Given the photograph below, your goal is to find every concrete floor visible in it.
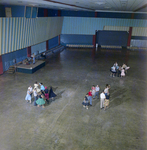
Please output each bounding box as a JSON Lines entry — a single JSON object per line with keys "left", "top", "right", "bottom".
{"left": 0, "top": 48, "right": 147, "bottom": 150}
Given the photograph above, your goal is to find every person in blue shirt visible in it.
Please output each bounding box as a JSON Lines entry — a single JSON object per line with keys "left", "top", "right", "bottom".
{"left": 39, "top": 83, "right": 45, "bottom": 95}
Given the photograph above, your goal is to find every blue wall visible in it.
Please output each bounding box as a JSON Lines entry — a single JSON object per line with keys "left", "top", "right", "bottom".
{"left": 62, "top": 17, "right": 147, "bottom": 35}
{"left": 48, "top": 36, "right": 59, "bottom": 49}
{"left": 31, "top": 42, "right": 46, "bottom": 55}
{"left": 0, "top": 4, "right": 147, "bottom": 19}
{"left": 0, "top": 5, "right": 38, "bottom": 17}
{"left": 0, "top": 5, "right": 5, "bottom": 17}
{"left": 61, "top": 10, "right": 95, "bottom": 17}
{"left": 2, "top": 48, "right": 27, "bottom": 72}
{"left": 4, "top": 5, "right": 25, "bottom": 17}
{"left": 60, "top": 34, "right": 93, "bottom": 45}
{"left": 48, "top": 9, "right": 58, "bottom": 17}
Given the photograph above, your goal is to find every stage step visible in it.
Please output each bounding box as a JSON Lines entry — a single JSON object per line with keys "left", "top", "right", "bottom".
{"left": 7, "top": 66, "right": 15, "bottom": 74}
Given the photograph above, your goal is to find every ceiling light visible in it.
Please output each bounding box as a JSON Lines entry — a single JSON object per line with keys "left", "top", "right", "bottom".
{"left": 95, "top": 1, "right": 106, "bottom": 5}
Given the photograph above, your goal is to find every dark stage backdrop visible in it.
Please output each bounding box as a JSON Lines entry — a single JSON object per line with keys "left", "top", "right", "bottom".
{"left": 96, "top": 30, "right": 129, "bottom": 47}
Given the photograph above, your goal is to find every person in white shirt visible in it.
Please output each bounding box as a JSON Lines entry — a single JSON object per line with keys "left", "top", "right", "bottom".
{"left": 100, "top": 91, "right": 106, "bottom": 109}
{"left": 93, "top": 85, "right": 100, "bottom": 99}
{"left": 33, "top": 88, "right": 38, "bottom": 106}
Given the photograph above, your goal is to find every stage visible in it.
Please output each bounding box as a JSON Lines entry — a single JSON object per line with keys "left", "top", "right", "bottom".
{"left": 16, "top": 60, "right": 45, "bottom": 74}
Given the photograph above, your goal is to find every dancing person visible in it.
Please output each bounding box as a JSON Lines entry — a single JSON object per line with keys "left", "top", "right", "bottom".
{"left": 82, "top": 93, "right": 89, "bottom": 110}
{"left": 121, "top": 68, "right": 125, "bottom": 77}
{"left": 49, "top": 86, "right": 57, "bottom": 101}
{"left": 104, "top": 98, "right": 109, "bottom": 110}
{"left": 88, "top": 90, "right": 92, "bottom": 106}
{"left": 93, "top": 85, "right": 100, "bottom": 99}
{"left": 25, "top": 88, "right": 32, "bottom": 103}
{"left": 91, "top": 85, "right": 95, "bottom": 97}
{"left": 39, "top": 83, "right": 45, "bottom": 94}
{"left": 110, "top": 66, "right": 116, "bottom": 77}
{"left": 117, "top": 66, "right": 122, "bottom": 77}
{"left": 33, "top": 88, "right": 38, "bottom": 106}
{"left": 28, "top": 85, "right": 33, "bottom": 97}
{"left": 122, "top": 63, "right": 130, "bottom": 73}
{"left": 32, "top": 53, "right": 35, "bottom": 64}
{"left": 44, "top": 86, "right": 49, "bottom": 104}
{"left": 36, "top": 94, "right": 45, "bottom": 108}
{"left": 114, "top": 62, "right": 119, "bottom": 69}
{"left": 104, "top": 84, "right": 110, "bottom": 99}
{"left": 100, "top": 91, "right": 106, "bottom": 109}
{"left": 34, "top": 81, "right": 41, "bottom": 93}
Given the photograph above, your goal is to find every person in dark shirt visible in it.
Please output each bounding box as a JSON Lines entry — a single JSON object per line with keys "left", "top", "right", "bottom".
{"left": 49, "top": 86, "right": 57, "bottom": 101}
{"left": 44, "top": 87, "right": 49, "bottom": 104}
{"left": 82, "top": 93, "right": 89, "bottom": 109}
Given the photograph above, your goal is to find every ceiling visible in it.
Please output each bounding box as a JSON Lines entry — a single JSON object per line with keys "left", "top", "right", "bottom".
{"left": 0, "top": 0, "right": 147, "bottom": 13}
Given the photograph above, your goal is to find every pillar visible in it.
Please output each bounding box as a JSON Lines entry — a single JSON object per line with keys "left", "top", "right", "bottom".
{"left": 27, "top": 46, "right": 31, "bottom": 57}
{"left": 0, "top": 55, "right": 3, "bottom": 74}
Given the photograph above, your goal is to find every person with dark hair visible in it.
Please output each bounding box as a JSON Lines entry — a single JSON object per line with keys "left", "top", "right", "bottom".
{"left": 117, "top": 66, "right": 122, "bottom": 77}
{"left": 39, "top": 83, "right": 45, "bottom": 95}
{"left": 88, "top": 90, "right": 92, "bottom": 106}
{"left": 93, "top": 85, "right": 100, "bottom": 99}
{"left": 44, "top": 86, "right": 49, "bottom": 104}
{"left": 100, "top": 91, "right": 106, "bottom": 109}
{"left": 34, "top": 81, "right": 40, "bottom": 93}
{"left": 82, "top": 93, "right": 89, "bottom": 109}
{"left": 110, "top": 66, "right": 116, "bottom": 77}
{"left": 25, "top": 88, "right": 32, "bottom": 103}
{"left": 104, "top": 84, "right": 110, "bottom": 99}
{"left": 91, "top": 85, "right": 95, "bottom": 97}
{"left": 49, "top": 86, "right": 57, "bottom": 101}
{"left": 36, "top": 94, "right": 45, "bottom": 108}
{"left": 33, "top": 88, "right": 38, "bottom": 106}
{"left": 32, "top": 53, "right": 35, "bottom": 64}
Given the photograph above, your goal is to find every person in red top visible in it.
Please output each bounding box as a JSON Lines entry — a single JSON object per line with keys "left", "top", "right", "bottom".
{"left": 88, "top": 90, "right": 92, "bottom": 106}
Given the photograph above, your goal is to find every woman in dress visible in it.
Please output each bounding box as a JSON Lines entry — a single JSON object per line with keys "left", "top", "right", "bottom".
{"left": 49, "top": 86, "right": 57, "bottom": 101}
{"left": 34, "top": 81, "right": 41, "bottom": 93}
{"left": 121, "top": 68, "right": 125, "bottom": 77}
{"left": 25, "top": 88, "right": 32, "bottom": 103}
{"left": 104, "top": 98, "right": 109, "bottom": 110}
{"left": 36, "top": 94, "right": 45, "bottom": 108}
{"left": 44, "top": 86, "right": 49, "bottom": 104}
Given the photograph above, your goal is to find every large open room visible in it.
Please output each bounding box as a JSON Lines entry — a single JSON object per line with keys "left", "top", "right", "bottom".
{"left": 0, "top": 0, "right": 147, "bottom": 150}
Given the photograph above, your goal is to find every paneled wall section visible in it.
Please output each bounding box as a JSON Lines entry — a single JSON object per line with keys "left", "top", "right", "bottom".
{"left": 62, "top": 17, "right": 147, "bottom": 35}
{"left": 0, "top": 17, "right": 63, "bottom": 55}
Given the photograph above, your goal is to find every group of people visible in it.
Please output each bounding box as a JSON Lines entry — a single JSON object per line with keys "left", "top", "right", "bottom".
{"left": 82, "top": 84, "right": 110, "bottom": 110}
{"left": 25, "top": 81, "right": 56, "bottom": 108}
{"left": 110, "top": 62, "right": 130, "bottom": 77}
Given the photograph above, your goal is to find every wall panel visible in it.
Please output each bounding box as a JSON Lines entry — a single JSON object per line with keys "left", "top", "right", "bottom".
{"left": 0, "top": 17, "right": 63, "bottom": 55}
{"left": 1, "top": 18, "right": 5, "bottom": 54}
{"left": 131, "top": 40, "right": 147, "bottom": 47}
{"left": 132, "top": 27, "right": 147, "bottom": 36}
{"left": 2, "top": 48, "right": 27, "bottom": 72}
{"left": 0, "top": 18, "right": 1, "bottom": 55}
{"left": 62, "top": 17, "right": 147, "bottom": 35}
{"left": 31, "top": 41, "right": 46, "bottom": 55}
{"left": 104, "top": 26, "right": 129, "bottom": 31}
{"left": 48, "top": 36, "right": 59, "bottom": 49}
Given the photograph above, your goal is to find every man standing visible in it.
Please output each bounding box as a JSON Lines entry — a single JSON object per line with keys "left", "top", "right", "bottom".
{"left": 93, "top": 85, "right": 100, "bottom": 99}
{"left": 88, "top": 90, "right": 92, "bottom": 106}
{"left": 32, "top": 53, "right": 35, "bottom": 64}
{"left": 100, "top": 91, "right": 106, "bottom": 109}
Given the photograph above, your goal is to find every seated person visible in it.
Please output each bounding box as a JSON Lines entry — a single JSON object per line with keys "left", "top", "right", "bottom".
{"left": 82, "top": 93, "right": 89, "bottom": 109}
{"left": 41, "top": 52, "right": 46, "bottom": 59}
